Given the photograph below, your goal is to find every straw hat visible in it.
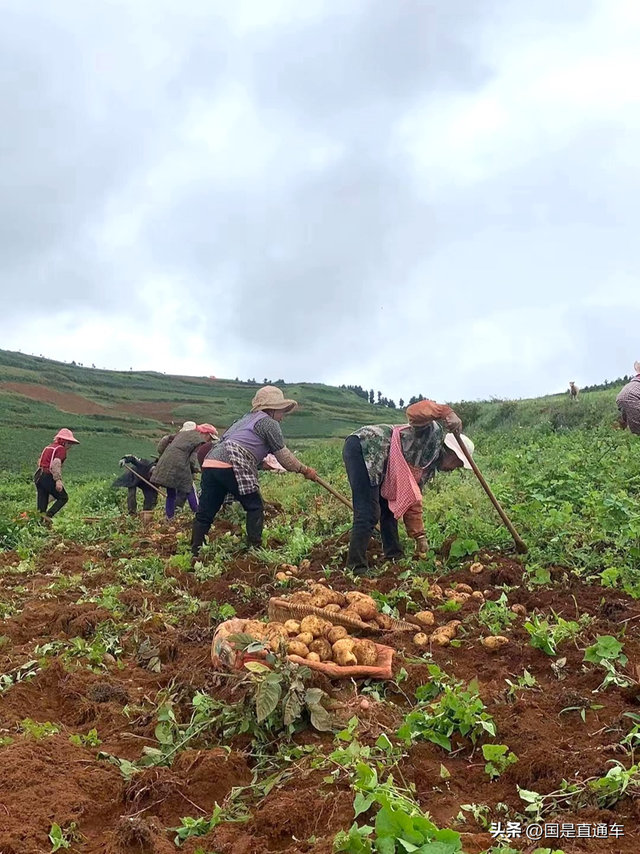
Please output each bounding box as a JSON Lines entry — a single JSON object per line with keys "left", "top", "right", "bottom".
{"left": 444, "top": 433, "right": 474, "bottom": 469}
{"left": 251, "top": 386, "right": 298, "bottom": 413}
{"left": 54, "top": 428, "right": 80, "bottom": 444}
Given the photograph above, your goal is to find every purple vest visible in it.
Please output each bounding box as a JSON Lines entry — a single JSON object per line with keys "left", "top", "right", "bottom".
{"left": 224, "top": 411, "right": 270, "bottom": 462}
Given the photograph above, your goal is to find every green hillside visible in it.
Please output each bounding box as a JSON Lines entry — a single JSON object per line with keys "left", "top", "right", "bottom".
{"left": 0, "top": 349, "right": 404, "bottom": 475}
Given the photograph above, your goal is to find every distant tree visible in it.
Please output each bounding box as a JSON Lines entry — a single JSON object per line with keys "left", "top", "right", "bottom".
{"left": 71, "top": 360, "right": 76, "bottom": 366}
{"left": 399, "top": 398, "right": 404, "bottom": 408}
{"left": 369, "top": 389, "right": 375, "bottom": 404}
{"left": 264, "top": 378, "right": 268, "bottom": 384}
{"left": 377, "top": 391, "right": 382, "bottom": 404}
{"left": 92, "top": 363, "right": 95, "bottom": 369}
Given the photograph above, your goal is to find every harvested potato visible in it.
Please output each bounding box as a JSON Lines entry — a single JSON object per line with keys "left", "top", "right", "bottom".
{"left": 299, "top": 559, "right": 311, "bottom": 572}
{"left": 309, "top": 638, "right": 333, "bottom": 661}
{"left": 413, "top": 632, "right": 429, "bottom": 647}
{"left": 310, "top": 590, "right": 334, "bottom": 608}
{"left": 446, "top": 620, "right": 462, "bottom": 631}
{"left": 345, "top": 591, "right": 368, "bottom": 604}
{"left": 296, "top": 632, "right": 314, "bottom": 646}
{"left": 341, "top": 609, "right": 364, "bottom": 622}
{"left": 300, "top": 615, "right": 332, "bottom": 638}
{"left": 482, "top": 635, "right": 509, "bottom": 650}
{"left": 430, "top": 631, "right": 452, "bottom": 646}
{"left": 414, "top": 610, "right": 435, "bottom": 628}
{"left": 306, "top": 652, "right": 321, "bottom": 662}
{"left": 446, "top": 591, "right": 470, "bottom": 604}
{"left": 469, "top": 562, "right": 484, "bottom": 574}
{"left": 275, "top": 572, "right": 288, "bottom": 581}
{"left": 243, "top": 620, "right": 267, "bottom": 639}
{"left": 290, "top": 591, "right": 312, "bottom": 603}
{"left": 511, "top": 604, "right": 527, "bottom": 616}
{"left": 471, "top": 591, "right": 485, "bottom": 602}
{"left": 283, "top": 620, "right": 301, "bottom": 636}
{"left": 327, "top": 626, "right": 348, "bottom": 644}
{"left": 279, "top": 563, "right": 298, "bottom": 575}
{"left": 427, "top": 584, "right": 444, "bottom": 599}
{"left": 455, "top": 584, "right": 473, "bottom": 594}
{"left": 287, "top": 641, "right": 310, "bottom": 657}
{"left": 332, "top": 638, "right": 357, "bottom": 666}
{"left": 375, "top": 613, "right": 394, "bottom": 630}
{"left": 324, "top": 604, "right": 341, "bottom": 614}
{"left": 348, "top": 598, "right": 378, "bottom": 620}
{"left": 265, "top": 623, "right": 288, "bottom": 650}
{"left": 353, "top": 638, "right": 378, "bottom": 666}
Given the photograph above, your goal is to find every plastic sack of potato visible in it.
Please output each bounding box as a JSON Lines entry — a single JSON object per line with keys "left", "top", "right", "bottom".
{"left": 211, "top": 618, "right": 394, "bottom": 680}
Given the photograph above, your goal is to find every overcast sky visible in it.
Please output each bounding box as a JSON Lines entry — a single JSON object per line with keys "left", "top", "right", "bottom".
{"left": 1, "top": 0, "right": 639, "bottom": 403}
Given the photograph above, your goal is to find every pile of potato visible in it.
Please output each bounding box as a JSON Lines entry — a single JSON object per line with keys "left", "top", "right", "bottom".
{"left": 242, "top": 616, "right": 379, "bottom": 666}
{"left": 423, "top": 582, "right": 484, "bottom": 606}
{"left": 286, "top": 585, "right": 395, "bottom": 629}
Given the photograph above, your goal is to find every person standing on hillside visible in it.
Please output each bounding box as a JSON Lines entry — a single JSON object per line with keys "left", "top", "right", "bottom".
{"left": 343, "top": 400, "right": 473, "bottom": 574}
{"left": 191, "top": 386, "right": 318, "bottom": 555}
{"left": 34, "top": 429, "right": 80, "bottom": 521}
{"left": 151, "top": 425, "right": 204, "bottom": 519}
{"left": 112, "top": 455, "right": 159, "bottom": 515}
{"left": 617, "top": 362, "right": 640, "bottom": 435}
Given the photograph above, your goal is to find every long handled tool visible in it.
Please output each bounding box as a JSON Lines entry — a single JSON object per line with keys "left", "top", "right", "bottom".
{"left": 124, "top": 464, "right": 166, "bottom": 499}
{"left": 454, "top": 431, "right": 528, "bottom": 554}
{"left": 314, "top": 475, "right": 354, "bottom": 511}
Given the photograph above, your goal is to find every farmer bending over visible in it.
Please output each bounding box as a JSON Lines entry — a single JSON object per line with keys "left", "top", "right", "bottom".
{"left": 343, "top": 400, "right": 473, "bottom": 574}
{"left": 34, "top": 429, "right": 80, "bottom": 521}
{"left": 151, "top": 424, "right": 204, "bottom": 519}
{"left": 617, "top": 361, "right": 640, "bottom": 434}
{"left": 113, "top": 455, "right": 158, "bottom": 515}
{"left": 191, "top": 386, "right": 317, "bottom": 555}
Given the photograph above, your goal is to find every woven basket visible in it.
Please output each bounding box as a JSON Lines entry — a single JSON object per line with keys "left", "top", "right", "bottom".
{"left": 268, "top": 598, "right": 415, "bottom": 633}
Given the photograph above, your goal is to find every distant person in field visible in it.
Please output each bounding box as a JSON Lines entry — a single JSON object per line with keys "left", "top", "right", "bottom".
{"left": 343, "top": 400, "right": 473, "bottom": 574}
{"left": 113, "top": 455, "right": 158, "bottom": 515}
{"left": 157, "top": 421, "right": 197, "bottom": 457}
{"left": 191, "top": 386, "right": 318, "bottom": 556}
{"left": 151, "top": 424, "right": 204, "bottom": 519}
{"left": 34, "top": 429, "right": 80, "bottom": 521}
{"left": 569, "top": 381, "right": 579, "bottom": 400}
{"left": 617, "top": 362, "right": 640, "bottom": 435}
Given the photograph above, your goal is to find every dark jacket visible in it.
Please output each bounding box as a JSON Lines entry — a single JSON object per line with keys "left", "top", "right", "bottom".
{"left": 151, "top": 430, "right": 204, "bottom": 492}
{"left": 113, "top": 456, "right": 157, "bottom": 489}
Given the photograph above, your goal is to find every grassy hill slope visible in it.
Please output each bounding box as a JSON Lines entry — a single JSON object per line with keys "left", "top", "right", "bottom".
{"left": 0, "top": 350, "right": 404, "bottom": 475}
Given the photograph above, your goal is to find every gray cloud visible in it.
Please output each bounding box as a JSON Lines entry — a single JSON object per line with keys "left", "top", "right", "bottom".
{"left": 1, "top": 0, "right": 638, "bottom": 402}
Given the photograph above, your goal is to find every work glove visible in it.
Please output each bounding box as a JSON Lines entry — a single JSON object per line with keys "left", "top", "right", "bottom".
{"left": 414, "top": 535, "right": 428, "bottom": 557}
{"left": 444, "top": 412, "right": 463, "bottom": 433}
{"left": 302, "top": 466, "right": 318, "bottom": 481}
{"left": 55, "top": 480, "right": 64, "bottom": 493}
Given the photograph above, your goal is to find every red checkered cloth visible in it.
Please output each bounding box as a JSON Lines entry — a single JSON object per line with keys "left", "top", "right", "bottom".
{"left": 380, "top": 426, "right": 422, "bottom": 520}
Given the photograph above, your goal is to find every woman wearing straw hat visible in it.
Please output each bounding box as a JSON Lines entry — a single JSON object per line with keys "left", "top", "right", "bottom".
{"left": 192, "top": 386, "right": 318, "bottom": 555}
{"left": 34, "top": 428, "right": 80, "bottom": 521}
{"left": 343, "top": 400, "right": 473, "bottom": 574}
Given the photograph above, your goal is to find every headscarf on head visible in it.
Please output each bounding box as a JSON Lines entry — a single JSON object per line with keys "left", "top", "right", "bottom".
{"left": 180, "top": 421, "right": 197, "bottom": 432}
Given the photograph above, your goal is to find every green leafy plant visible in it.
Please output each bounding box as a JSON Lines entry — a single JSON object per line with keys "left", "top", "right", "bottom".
{"left": 20, "top": 719, "right": 61, "bottom": 739}
{"left": 449, "top": 538, "right": 479, "bottom": 559}
{"left": 398, "top": 680, "right": 496, "bottom": 751}
{"left": 49, "top": 822, "right": 79, "bottom": 851}
{"left": 482, "top": 744, "right": 518, "bottom": 779}
{"left": 69, "top": 728, "right": 101, "bottom": 748}
{"left": 504, "top": 669, "right": 537, "bottom": 700}
{"left": 171, "top": 803, "right": 249, "bottom": 845}
{"left": 478, "top": 593, "right": 516, "bottom": 635}
{"left": 524, "top": 613, "right": 588, "bottom": 655}
{"left": 334, "top": 762, "right": 463, "bottom": 853}
{"left": 583, "top": 635, "right": 635, "bottom": 691}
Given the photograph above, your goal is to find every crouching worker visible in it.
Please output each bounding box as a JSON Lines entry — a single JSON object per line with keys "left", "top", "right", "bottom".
{"left": 343, "top": 400, "right": 473, "bottom": 573}
{"left": 34, "top": 429, "right": 80, "bottom": 520}
{"left": 151, "top": 426, "right": 205, "bottom": 519}
{"left": 191, "top": 386, "right": 318, "bottom": 555}
{"left": 113, "top": 455, "right": 159, "bottom": 515}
